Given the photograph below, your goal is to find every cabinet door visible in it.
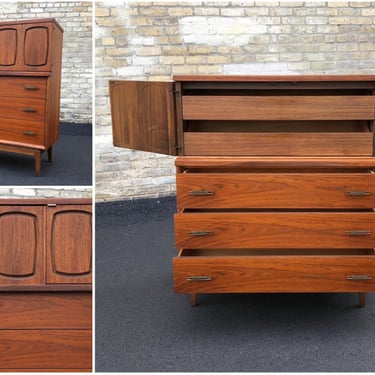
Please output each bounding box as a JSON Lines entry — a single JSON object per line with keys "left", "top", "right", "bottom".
{"left": 46, "top": 205, "right": 92, "bottom": 284}
{"left": 110, "top": 80, "right": 177, "bottom": 155}
{"left": 0, "top": 206, "right": 44, "bottom": 286}
{"left": 0, "top": 26, "right": 18, "bottom": 67}
{"left": 0, "top": 21, "right": 56, "bottom": 72}
{"left": 23, "top": 23, "right": 51, "bottom": 69}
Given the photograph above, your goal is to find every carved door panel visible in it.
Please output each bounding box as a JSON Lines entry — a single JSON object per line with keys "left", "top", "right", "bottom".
{"left": 0, "top": 206, "right": 44, "bottom": 286}
{"left": 23, "top": 24, "right": 51, "bottom": 69}
{"left": 0, "top": 26, "right": 18, "bottom": 68}
{"left": 0, "top": 21, "right": 54, "bottom": 72}
{"left": 46, "top": 204, "right": 92, "bottom": 284}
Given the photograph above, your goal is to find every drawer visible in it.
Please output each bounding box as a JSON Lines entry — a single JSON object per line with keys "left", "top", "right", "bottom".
{"left": 0, "top": 329, "right": 92, "bottom": 370}
{"left": 0, "top": 117, "right": 45, "bottom": 146}
{"left": 0, "top": 76, "right": 47, "bottom": 99}
{"left": 183, "top": 132, "right": 373, "bottom": 156}
{"left": 182, "top": 95, "right": 375, "bottom": 121}
{"left": 0, "top": 293, "right": 92, "bottom": 329}
{"left": 177, "top": 173, "right": 375, "bottom": 209}
{"left": 174, "top": 212, "right": 375, "bottom": 249}
{"left": 0, "top": 97, "right": 45, "bottom": 122}
{"left": 173, "top": 249, "right": 375, "bottom": 293}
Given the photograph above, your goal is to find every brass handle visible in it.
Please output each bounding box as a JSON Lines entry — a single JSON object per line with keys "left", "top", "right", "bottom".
{"left": 187, "top": 231, "right": 213, "bottom": 236}
{"left": 23, "top": 107, "right": 37, "bottom": 113}
{"left": 188, "top": 190, "right": 214, "bottom": 196}
{"left": 345, "top": 230, "right": 372, "bottom": 236}
{"left": 24, "top": 85, "right": 39, "bottom": 91}
{"left": 23, "top": 131, "right": 36, "bottom": 136}
{"left": 346, "top": 191, "right": 371, "bottom": 196}
{"left": 346, "top": 275, "right": 373, "bottom": 280}
{"left": 186, "top": 276, "right": 212, "bottom": 281}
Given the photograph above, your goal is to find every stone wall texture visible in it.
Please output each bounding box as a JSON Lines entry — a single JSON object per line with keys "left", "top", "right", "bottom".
{"left": 0, "top": 187, "right": 92, "bottom": 199}
{"left": 1, "top": 1, "right": 92, "bottom": 124}
{"left": 96, "top": 1, "right": 375, "bottom": 201}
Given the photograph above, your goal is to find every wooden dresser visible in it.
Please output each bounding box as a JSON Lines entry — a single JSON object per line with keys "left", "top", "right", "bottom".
{"left": 0, "top": 18, "right": 63, "bottom": 176}
{"left": 0, "top": 199, "right": 92, "bottom": 372}
{"left": 110, "top": 75, "right": 375, "bottom": 307}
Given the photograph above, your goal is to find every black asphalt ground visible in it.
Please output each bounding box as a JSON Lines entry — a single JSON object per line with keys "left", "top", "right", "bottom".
{"left": 95, "top": 196, "right": 375, "bottom": 372}
{"left": 0, "top": 122, "right": 92, "bottom": 185}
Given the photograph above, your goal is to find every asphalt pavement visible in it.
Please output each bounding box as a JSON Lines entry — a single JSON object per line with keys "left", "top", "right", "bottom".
{"left": 0, "top": 122, "right": 92, "bottom": 185}
{"left": 95, "top": 196, "right": 375, "bottom": 372}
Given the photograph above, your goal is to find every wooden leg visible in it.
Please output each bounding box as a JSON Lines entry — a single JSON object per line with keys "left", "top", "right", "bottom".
{"left": 190, "top": 293, "right": 197, "bottom": 307}
{"left": 47, "top": 146, "right": 52, "bottom": 162}
{"left": 34, "top": 151, "right": 41, "bottom": 177}
{"left": 359, "top": 292, "right": 366, "bottom": 308}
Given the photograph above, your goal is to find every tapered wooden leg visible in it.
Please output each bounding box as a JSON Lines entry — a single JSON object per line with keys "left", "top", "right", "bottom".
{"left": 47, "top": 146, "right": 52, "bottom": 162}
{"left": 359, "top": 292, "right": 366, "bottom": 308}
{"left": 190, "top": 293, "right": 197, "bottom": 307}
{"left": 34, "top": 150, "right": 41, "bottom": 177}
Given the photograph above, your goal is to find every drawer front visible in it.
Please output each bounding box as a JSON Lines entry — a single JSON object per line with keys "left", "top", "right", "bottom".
{"left": 175, "top": 212, "right": 375, "bottom": 249}
{"left": 0, "top": 117, "right": 45, "bottom": 146}
{"left": 182, "top": 95, "right": 375, "bottom": 121}
{"left": 0, "top": 293, "right": 92, "bottom": 329}
{"left": 0, "top": 76, "right": 47, "bottom": 99}
{"left": 0, "top": 97, "right": 45, "bottom": 122}
{"left": 0, "top": 329, "right": 92, "bottom": 370}
{"left": 177, "top": 173, "right": 375, "bottom": 209}
{"left": 173, "top": 254, "right": 375, "bottom": 293}
{"left": 184, "top": 132, "right": 373, "bottom": 157}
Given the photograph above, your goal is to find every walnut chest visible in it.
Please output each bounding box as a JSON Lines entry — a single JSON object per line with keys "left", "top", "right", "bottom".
{"left": 110, "top": 75, "right": 375, "bottom": 307}
{"left": 0, "top": 18, "right": 63, "bottom": 176}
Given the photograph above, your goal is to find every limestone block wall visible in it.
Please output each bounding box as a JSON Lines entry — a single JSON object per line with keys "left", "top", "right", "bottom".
{"left": 0, "top": 1, "right": 92, "bottom": 124}
{"left": 95, "top": 1, "right": 375, "bottom": 201}
{"left": 0, "top": 187, "right": 92, "bottom": 199}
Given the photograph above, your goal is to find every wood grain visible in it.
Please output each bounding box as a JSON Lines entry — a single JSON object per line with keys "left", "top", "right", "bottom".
{"left": 0, "top": 97, "right": 46, "bottom": 122}
{"left": 176, "top": 173, "right": 375, "bottom": 209}
{"left": 173, "top": 253, "right": 375, "bottom": 293}
{"left": 0, "top": 292, "right": 91, "bottom": 329}
{"left": 0, "top": 117, "right": 45, "bottom": 146}
{"left": 174, "top": 212, "right": 375, "bottom": 249}
{"left": 46, "top": 205, "right": 92, "bottom": 284}
{"left": 174, "top": 74, "right": 375, "bottom": 83}
{"left": 0, "top": 19, "right": 63, "bottom": 175}
{"left": 184, "top": 132, "right": 373, "bottom": 156}
{"left": 175, "top": 156, "right": 375, "bottom": 169}
{"left": 110, "top": 80, "right": 177, "bottom": 155}
{"left": 0, "top": 330, "right": 92, "bottom": 370}
{"left": 0, "top": 19, "right": 63, "bottom": 72}
{"left": 182, "top": 96, "right": 375, "bottom": 120}
{"left": 0, "top": 76, "right": 47, "bottom": 99}
{"left": 0, "top": 206, "right": 45, "bottom": 286}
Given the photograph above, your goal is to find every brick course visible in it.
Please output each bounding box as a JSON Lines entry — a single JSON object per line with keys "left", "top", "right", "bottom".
{"left": 95, "top": 1, "right": 375, "bottom": 201}
{"left": 0, "top": 187, "right": 92, "bottom": 199}
{"left": 1, "top": 2, "right": 92, "bottom": 124}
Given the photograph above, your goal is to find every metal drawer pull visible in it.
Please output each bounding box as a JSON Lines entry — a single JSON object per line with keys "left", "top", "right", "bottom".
{"left": 187, "top": 231, "right": 213, "bottom": 236}
{"left": 345, "top": 230, "right": 372, "bottom": 236}
{"left": 188, "top": 190, "right": 214, "bottom": 196}
{"left": 346, "top": 191, "right": 371, "bottom": 196}
{"left": 24, "top": 85, "right": 39, "bottom": 91}
{"left": 23, "top": 131, "right": 36, "bottom": 136}
{"left": 346, "top": 275, "right": 373, "bottom": 280}
{"left": 186, "top": 276, "right": 212, "bottom": 281}
{"left": 23, "top": 107, "right": 37, "bottom": 113}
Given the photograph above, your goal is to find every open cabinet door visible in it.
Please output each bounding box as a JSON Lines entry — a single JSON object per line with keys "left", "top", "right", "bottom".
{"left": 109, "top": 80, "right": 177, "bottom": 155}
